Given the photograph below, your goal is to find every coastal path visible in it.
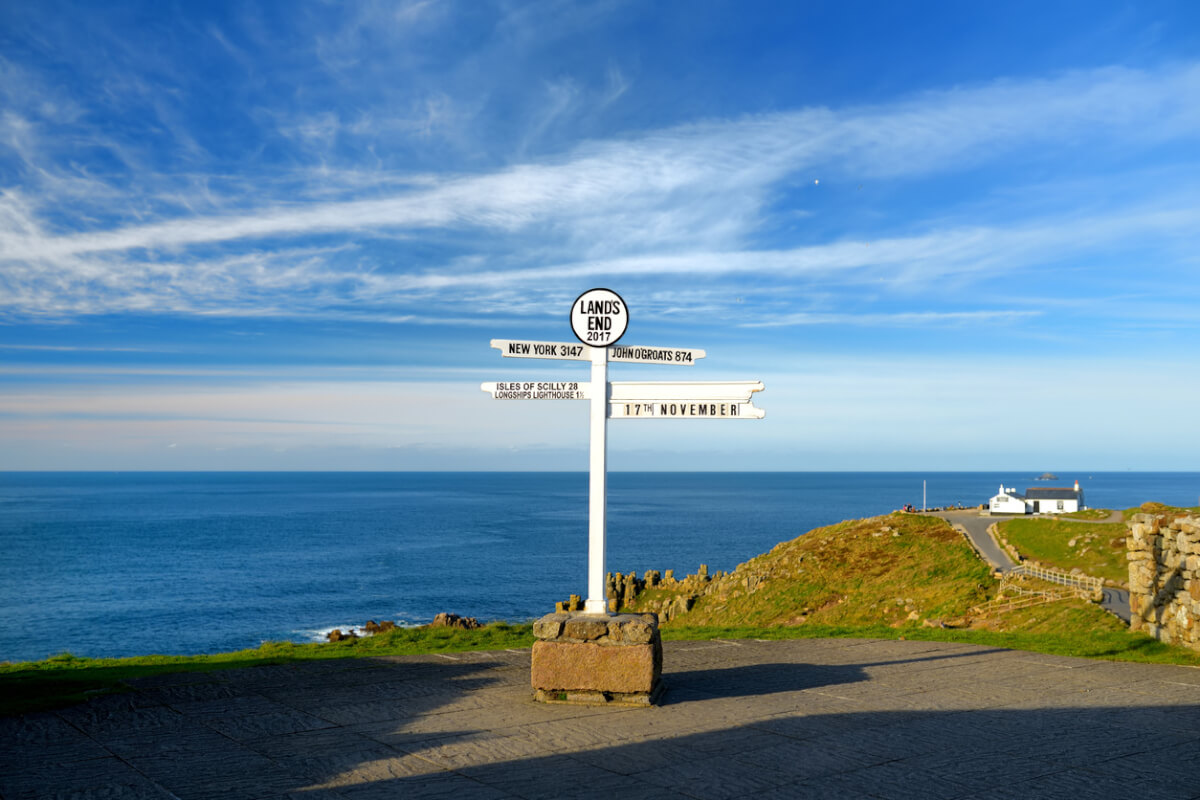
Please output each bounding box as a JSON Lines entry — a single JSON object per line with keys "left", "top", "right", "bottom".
{"left": 928, "top": 510, "right": 1131, "bottom": 623}
{"left": 4, "top": 638, "right": 1199, "bottom": 799}
{"left": 928, "top": 509, "right": 1018, "bottom": 572}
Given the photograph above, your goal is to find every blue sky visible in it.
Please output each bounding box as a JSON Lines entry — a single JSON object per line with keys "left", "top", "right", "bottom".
{"left": 2, "top": 1, "right": 1198, "bottom": 470}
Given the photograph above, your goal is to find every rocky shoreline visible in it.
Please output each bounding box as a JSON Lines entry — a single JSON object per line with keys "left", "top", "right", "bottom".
{"left": 326, "top": 612, "right": 482, "bottom": 641}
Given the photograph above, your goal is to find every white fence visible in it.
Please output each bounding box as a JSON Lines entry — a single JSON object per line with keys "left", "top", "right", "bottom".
{"left": 1009, "top": 563, "right": 1103, "bottom": 597}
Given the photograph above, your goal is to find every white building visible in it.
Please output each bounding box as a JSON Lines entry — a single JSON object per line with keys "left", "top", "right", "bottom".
{"left": 988, "top": 481, "right": 1085, "bottom": 515}
{"left": 989, "top": 485, "right": 1029, "bottom": 515}
{"left": 1025, "top": 481, "right": 1085, "bottom": 514}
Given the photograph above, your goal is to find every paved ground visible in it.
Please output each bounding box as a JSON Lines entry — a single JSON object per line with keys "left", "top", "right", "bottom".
{"left": 4, "top": 638, "right": 1200, "bottom": 799}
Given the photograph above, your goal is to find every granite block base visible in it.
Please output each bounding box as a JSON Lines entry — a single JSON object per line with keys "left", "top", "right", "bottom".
{"left": 530, "top": 612, "right": 663, "bottom": 705}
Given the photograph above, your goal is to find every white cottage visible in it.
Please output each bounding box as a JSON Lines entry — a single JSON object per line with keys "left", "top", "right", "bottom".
{"left": 989, "top": 481, "right": 1085, "bottom": 515}
{"left": 1025, "top": 481, "right": 1084, "bottom": 514}
{"left": 989, "top": 485, "right": 1029, "bottom": 515}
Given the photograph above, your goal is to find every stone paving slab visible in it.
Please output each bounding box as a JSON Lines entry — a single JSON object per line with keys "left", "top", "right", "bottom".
{"left": 2, "top": 638, "right": 1200, "bottom": 799}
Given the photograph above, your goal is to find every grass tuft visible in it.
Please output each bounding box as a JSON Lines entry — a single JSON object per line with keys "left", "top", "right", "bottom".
{"left": 0, "top": 623, "right": 533, "bottom": 717}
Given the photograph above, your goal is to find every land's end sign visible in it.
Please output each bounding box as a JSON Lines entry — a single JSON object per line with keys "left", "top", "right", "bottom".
{"left": 570, "top": 288, "right": 628, "bottom": 347}
{"left": 485, "top": 290, "right": 763, "bottom": 617}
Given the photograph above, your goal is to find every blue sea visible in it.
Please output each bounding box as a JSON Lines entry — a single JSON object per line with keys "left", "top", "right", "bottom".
{"left": 1, "top": 472, "right": 1197, "bottom": 663}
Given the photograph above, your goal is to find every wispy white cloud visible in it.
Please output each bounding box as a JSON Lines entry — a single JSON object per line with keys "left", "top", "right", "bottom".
{"left": 3, "top": 202, "right": 1198, "bottom": 322}
{"left": 8, "top": 62, "right": 1199, "bottom": 250}
{"left": 739, "top": 310, "right": 1042, "bottom": 328}
{"left": 0, "top": 344, "right": 154, "bottom": 352}
{"left": 2, "top": 61, "right": 1199, "bottom": 325}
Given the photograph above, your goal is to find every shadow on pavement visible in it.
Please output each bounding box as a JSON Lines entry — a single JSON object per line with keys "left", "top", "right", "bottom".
{"left": 3, "top": 647, "right": 1199, "bottom": 800}
{"left": 662, "top": 648, "right": 1011, "bottom": 703}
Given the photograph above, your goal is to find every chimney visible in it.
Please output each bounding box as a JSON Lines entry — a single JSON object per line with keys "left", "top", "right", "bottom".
{"left": 1074, "top": 479, "right": 1079, "bottom": 492}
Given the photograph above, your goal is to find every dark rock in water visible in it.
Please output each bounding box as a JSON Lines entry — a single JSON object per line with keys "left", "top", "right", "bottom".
{"left": 334, "top": 620, "right": 397, "bottom": 640}
{"left": 428, "top": 612, "right": 481, "bottom": 630}
{"left": 1036, "top": 472, "right": 1059, "bottom": 481}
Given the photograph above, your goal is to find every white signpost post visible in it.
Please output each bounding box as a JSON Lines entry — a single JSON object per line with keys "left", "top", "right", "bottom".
{"left": 483, "top": 289, "right": 765, "bottom": 618}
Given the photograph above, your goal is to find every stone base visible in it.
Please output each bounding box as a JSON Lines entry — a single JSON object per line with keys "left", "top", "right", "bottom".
{"left": 532, "top": 682, "right": 665, "bottom": 707}
{"left": 530, "top": 612, "right": 663, "bottom": 705}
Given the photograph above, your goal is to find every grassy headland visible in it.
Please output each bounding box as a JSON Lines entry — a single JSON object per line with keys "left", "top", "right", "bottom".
{"left": 620, "top": 512, "right": 1200, "bottom": 667}
{"left": 628, "top": 513, "right": 994, "bottom": 628}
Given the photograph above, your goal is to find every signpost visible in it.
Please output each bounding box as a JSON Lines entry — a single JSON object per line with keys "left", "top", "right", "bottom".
{"left": 483, "top": 289, "right": 765, "bottom": 617}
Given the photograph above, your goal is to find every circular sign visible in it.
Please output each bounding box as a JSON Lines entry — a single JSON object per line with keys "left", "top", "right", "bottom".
{"left": 570, "top": 288, "right": 628, "bottom": 347}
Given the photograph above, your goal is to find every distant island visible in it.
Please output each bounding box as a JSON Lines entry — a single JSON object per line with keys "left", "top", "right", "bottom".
{"left": 1035, "top": 472, "right": 1059, "bottom": 481}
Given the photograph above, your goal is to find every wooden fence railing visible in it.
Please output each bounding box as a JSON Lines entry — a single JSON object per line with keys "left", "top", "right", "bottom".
{"left": 1009, "top": 564, "right": 1102, "bottom": 597}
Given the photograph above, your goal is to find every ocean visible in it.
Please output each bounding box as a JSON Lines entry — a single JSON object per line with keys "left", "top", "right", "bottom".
{"left": 1, "top": 471, "right": 1197, "bottom": 663}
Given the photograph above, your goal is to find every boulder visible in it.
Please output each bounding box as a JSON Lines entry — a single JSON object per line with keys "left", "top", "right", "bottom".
{"left": 429, "top": 612, "right": 481, "bottom": 630}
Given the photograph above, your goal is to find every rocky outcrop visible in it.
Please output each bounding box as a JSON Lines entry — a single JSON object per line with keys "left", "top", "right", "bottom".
{"left": 597, "top": 563, "right": 750, "bottom": 622}
{"left": 327, "top": 614, "right": 469, "bottom": 642}
{"left": 428, "top": 612, "right": 481, "bottom": 630}
{"left": 1128, "top": 511, "right": 1200, "bottom": 651}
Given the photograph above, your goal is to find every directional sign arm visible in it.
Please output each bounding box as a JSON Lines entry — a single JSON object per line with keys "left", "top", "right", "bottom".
{"left": 609, "top": 380, "right": 763, "bottom": 402}
{"left": 607, "top": 380, "right": 765, "bottom": 419}
{"left": 608, "top": 345, "right": 706, "bottom": 365}
{"left": 490, "top": 340, "right": 705, "bottom": 365}
{"left": 481, "top": 381, "right": 591, "bottom": 399}
{"left": 490, "top": 340, "right": 590, "bottom": 361}
{"left": 482, "top": 378, "right": 766, "bottom": 416}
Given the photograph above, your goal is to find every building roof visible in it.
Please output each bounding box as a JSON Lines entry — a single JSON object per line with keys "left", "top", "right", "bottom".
{"left": 994, "top": 489, "right": 1025, "bottom": 500}
{"left": 1025, "top": 487, "right": 1080, "bottom": 500}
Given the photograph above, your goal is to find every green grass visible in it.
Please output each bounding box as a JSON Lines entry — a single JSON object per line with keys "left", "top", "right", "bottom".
{"left": 998, "top": 518, "right": 1129, "bottom": 582}
{"left": 0, "top": 623, "right": 533, "bottom": 717}
{"left": 1121, "top": 503, "right": 1200, "bottom": 522}
{"left": 629, "top": 513, "right": 995, "bottom": 629}
{"left": 1058, "top": 508, "right": 1113, "bottom": 520}
{"left": 9, "top": 614, "right": 1198, "bottom": 719}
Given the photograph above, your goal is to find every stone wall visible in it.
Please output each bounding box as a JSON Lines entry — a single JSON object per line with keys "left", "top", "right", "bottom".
{"left": 1127, "top": 512, "right": 1200, "bottom": 651}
